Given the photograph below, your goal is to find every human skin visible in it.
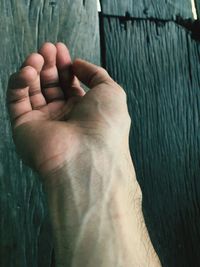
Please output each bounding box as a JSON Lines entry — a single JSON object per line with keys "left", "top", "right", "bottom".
{"left": 7, "top": 42, "right": 161, "bottom": 267}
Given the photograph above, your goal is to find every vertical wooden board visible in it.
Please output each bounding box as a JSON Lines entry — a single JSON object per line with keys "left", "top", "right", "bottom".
{"left": 0, "top": 0, "right": 100, "bottom": 266}
{"left": 100, "top": 0, "right": 193, "bottom": 19}
{"left": 102, "top": 16, "right": 200, "bottom": 266}
{"left": 195, "top": 0, "right": 200, "bottom": 18}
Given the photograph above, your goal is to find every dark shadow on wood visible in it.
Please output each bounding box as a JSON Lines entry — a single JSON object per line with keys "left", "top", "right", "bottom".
{"left": 100, "top": 0, "right": 193, "bottom": 19}
{"left": 99, "top": 13, "right": 107, "bottom": 68}
{"left": 195, "top": 0, "right": 200, "bottom": 19}
{"left": 100, "top": 13, "right": 200, "bottom": 42}
{"left": 100, "top": 15, "right": 200, "bottom": 267}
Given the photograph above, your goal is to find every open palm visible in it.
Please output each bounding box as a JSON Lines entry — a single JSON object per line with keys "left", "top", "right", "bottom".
{"left": 7, "top": 42, "right": 130, "bottom": 178}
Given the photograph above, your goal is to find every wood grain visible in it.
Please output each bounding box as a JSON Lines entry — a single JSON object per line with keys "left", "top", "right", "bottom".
{"left": 195, "top": 0, "right": 200, "bottom": 18}
{"left": 100, "top": 0, "right": 193, "bottom": 19}
{"left": 101, "top": 16, "right": 200, "bottom": 266}
{"left": 0, "top": 1, "right": 100, "bottom": 266}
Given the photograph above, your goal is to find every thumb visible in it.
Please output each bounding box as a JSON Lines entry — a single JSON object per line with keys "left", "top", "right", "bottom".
{"left": 72, "top": 59, "right": 113, "bottom": 89}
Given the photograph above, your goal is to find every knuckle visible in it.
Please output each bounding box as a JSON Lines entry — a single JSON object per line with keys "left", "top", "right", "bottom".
{"left": 115, "top": 83, "right": 127, "bottom": 98}
{"left": 98, "top": 66, "right": 108, "bottom": 76}
{"left": 127, "top": 113, "right": 131, "bottom": 125}
{"left": 98, "top": 67, "right": 112, "bottom": 82}
{"left": 90, "top": 66, "right": 113, "bottom": 87}
{"left": 121, "top": 88, "right": 127, "bottom": 98}
{"left": 94, "top": 67, "right": 128, "bottom": 101}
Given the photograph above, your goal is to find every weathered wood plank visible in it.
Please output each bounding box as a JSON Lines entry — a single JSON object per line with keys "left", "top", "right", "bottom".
{"left": 195, "top": 0, "right": 200, "bottom": 18}
{"left": 101, "top": 16, "right": 200, "bottom": 266}
{"left": 0, "top": 1, "right": 100, "bottom": 266}
{"left": 100, "top": 0, "right": 193, "bottom": 19}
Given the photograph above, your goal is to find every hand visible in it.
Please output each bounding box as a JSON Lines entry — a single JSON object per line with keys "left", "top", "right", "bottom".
{"left": 7, "top": 42, "right": 130, "bottom": 178}
{"left": 7, "top": 42, "right": 161, "bottom": 266}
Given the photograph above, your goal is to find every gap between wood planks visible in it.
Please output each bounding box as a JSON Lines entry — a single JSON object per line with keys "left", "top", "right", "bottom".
{"left": 97, "top": 1, "right": 197, "bottom": 19}
{"left": 98, "top": 0, "right": 200, "bottom": 41}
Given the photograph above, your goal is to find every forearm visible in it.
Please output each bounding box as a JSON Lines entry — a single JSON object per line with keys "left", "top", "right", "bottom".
{"left": 43, "top": 148, "right": 161, "bottom": 267}
{"left": 8, "top": 42, "right": 160, "bottom": 267}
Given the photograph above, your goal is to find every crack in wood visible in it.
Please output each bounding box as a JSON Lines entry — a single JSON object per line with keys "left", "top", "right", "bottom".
{"left": 100, "top": 13, "right": 200, "bottom": 42}
{"left": 99, "top": 0, "right": 194, "bottom": 19}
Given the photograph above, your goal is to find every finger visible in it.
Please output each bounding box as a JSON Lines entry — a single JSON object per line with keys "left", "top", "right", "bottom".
{"left": 72, "top": 59, "right": 113, "bottom": 89}
{"left": 20, "top": 53, "right": 47, "bottom": 110}
{"left": 55, "top": 42, "right": 85, "bottom": 97}
{"left": 7, "top": 66, "right": 36, "bottom": 122}
{"left": 39, "top": 42, "right": 65, "bottom": 103}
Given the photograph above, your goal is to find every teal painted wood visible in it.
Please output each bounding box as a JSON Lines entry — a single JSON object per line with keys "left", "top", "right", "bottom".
{"left": 100, "top": 0, "right": 193, "bottom": 19}
{"left": 0, "top": 1, "right": 100, "bottom": 266}
{"left": 195, "top": 0, "right": 200, "bottom": 18}
{"left": 101, "top": 16, "right": 200, "bottom": 266}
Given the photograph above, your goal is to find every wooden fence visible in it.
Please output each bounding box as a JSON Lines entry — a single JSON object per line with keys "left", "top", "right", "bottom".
{"left": 1, "top": 0, "right": 200, "bottom": 266}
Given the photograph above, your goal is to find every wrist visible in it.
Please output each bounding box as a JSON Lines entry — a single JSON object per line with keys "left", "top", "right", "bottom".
{"left": 44, "top": 149, "right": 142, "bottom": 267}
{"left": 42, "top": 134, "right": 132, "bottom": 189}
{"left": 37, "top": 119, "right": 131, "bottom": 183}
{"left": 43, "top": 145, "right": 138, "bottom": 212}
{"left": 43, "top": 147, "right": 161, "bottom": 267}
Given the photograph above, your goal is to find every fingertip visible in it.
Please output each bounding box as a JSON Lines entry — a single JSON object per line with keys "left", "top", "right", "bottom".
{"left": 72, "top": 59, "right": 112, "bottom": 88}
{"left": 55, "top": 42, "right": 68, "bottom": 48}
{"left": 72, "top": 58, "right": 84, "bottom": 69}
{"left": 55, "top": 42, "right": 71, "bottom": 59}
{"left": 39, "top": 43, "right": 57, "bottom": 68}
{"left": 72, "top": 58, "right": 92, "bottom": 73}
{"left": 56, "top": 42, "right": 72, "bottom": 68}
{"left": 38, "top": 42, "right": 57, "bottom": 59}
{"left": 39, "top": 42, "right": 56, "bottom": 51}
{"left": 19, "top": 66, "right": 38, "bottom": 79}
{"left": 8, "top": 66, "right": 38, "bottom": 90}
{"left": 73, "top": 58, "right": 84, "bottom": 63}
{"left": 20, "top": 53, "right": 45, "bottom": 73}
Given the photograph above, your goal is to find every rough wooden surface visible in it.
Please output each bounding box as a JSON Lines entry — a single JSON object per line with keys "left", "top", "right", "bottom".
{"left": 195, "top": 0, "right": 200, "bottom": 18}
{"left": 100, "top": 0, "right": 193, "bottom": 19}
{"left": 0, "top": 1, "right": 100, "bottom": 266}
{"left": 101, "top": 16, "right": 200, "bottom": 266}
